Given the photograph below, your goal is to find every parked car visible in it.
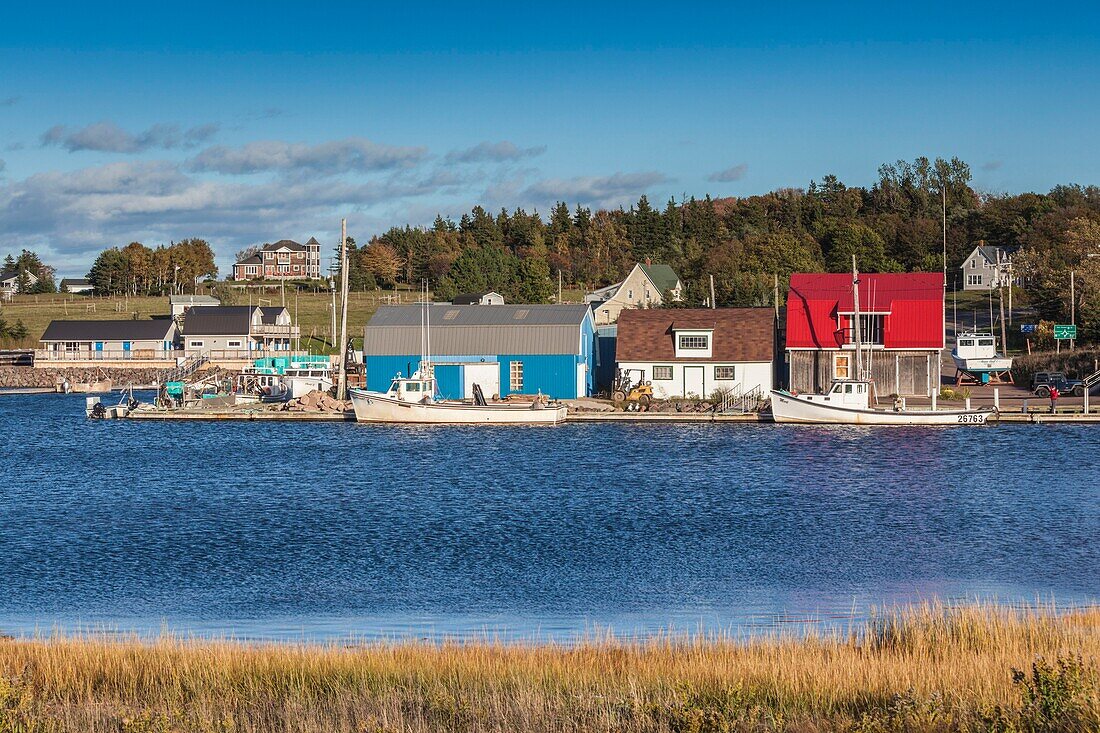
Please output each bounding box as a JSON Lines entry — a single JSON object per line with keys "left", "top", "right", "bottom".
{"left": 1031, "top": 372, "right": 1085, "bottom": 397}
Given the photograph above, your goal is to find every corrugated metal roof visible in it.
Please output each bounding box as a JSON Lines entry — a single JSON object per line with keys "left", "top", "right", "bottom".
{"left": 41, "top": 319, "right": 175, "bottom": 342}
{"left": 365, "top": 304, "right": 590, "bottom": 356}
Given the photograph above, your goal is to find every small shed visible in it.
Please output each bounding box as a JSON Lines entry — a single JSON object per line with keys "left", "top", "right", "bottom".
{"left": 169, "top": 294, "right": 221, "bottom": 317}
{"left": 363, "top": 304, "right": 595, "bottom": 399}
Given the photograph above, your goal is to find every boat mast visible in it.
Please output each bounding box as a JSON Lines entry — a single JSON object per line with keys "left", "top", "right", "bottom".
{"left": 851, "top": 254, "right": 864, "bottom": 380}
{"left": 336, "top": 217, "right": 350, "bottom": 400}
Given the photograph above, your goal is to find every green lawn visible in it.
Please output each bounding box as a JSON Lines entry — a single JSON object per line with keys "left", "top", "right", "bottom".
{"left": 0, "top": 289, "right": 426, "bottom": 351}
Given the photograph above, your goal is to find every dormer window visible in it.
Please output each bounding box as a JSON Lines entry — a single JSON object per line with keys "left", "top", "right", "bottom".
{"left": 680, "top": 335, "right": 707, "bottom": 349}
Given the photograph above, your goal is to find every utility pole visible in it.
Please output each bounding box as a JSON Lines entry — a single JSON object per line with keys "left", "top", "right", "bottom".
{"left": 1070, "top": 269, "right": 1076, "bottom": 351}
{"left": 709, "top": 274, "right": 716, "bottom": 309}
{"left": 997, "top": 250, "right": 1008, "bottom": 356}
{"left": 558, "top": 270, "right": 562, "bottom": 304}
{"left": 772, "top": 273, "right": 779, "bottom": 319}
{"left": 852, "top": 255, "right": 863, "bottom": 380}
{"left": 941, "top": 183, "right": 948, "bottom": 276}
{"left": 336, "top": 218, "right": 350, "bottom": 400}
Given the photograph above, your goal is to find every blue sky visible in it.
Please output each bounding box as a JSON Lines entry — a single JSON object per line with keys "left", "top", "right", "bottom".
{"left": 1, "top": 1, "right": 1098, "bottom": 277}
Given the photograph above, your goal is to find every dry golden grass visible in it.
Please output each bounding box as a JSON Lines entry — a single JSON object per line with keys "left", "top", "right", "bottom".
{"left": 1, "top": 603, "right": 1097, "bottom": 732}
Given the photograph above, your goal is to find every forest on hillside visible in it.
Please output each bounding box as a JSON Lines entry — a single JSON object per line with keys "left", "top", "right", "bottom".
{"left": 68, "top": 156, "right": 1100, "bottom": 340}
{"left": 359, "top": 156, "right": 1099, "bottom": 338}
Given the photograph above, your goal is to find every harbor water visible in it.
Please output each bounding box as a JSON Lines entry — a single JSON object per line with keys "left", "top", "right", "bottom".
{"left": 1, "top": 393, "right": 1097, "bottom": 641}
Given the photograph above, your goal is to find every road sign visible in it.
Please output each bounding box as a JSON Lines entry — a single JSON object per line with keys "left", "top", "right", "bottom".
{"left": 1054, "top": 324, "right": 1077, "bottom": 340}
{"left": 1020, "top": 324, "right": 1037, "bottom": 334}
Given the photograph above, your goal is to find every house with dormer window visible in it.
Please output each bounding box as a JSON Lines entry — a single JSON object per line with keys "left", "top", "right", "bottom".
{"left": 960, "top": 243, "right": 1018, "bottom": 291}
{"left": 232, "top": 238, "right": 323, "bottom": 281}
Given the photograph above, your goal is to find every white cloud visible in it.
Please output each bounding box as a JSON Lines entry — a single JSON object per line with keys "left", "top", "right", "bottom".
{"left": 521, "top": 171, "right": 670, "bottom": 208}
{"left": 40, "top": 121, "right": 220, "bottom": 153}
{"left": 707, "top": 163, "right": 747, "bottom": 182}
{"left": 187, "top": 138, "right": 428, "bottom": 176}
{"left": 445, "top": 141, "right": 546, "bottom": 164}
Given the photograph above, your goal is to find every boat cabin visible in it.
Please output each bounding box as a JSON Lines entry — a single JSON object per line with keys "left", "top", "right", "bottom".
{"left": 954, "top": 332, "right": 998, "bottom": 360}
{"left": 387, "top": 373, "right": 437, "bottom": 403}
{"left": 794, "top": 379, "right": 872, "bottom": 409}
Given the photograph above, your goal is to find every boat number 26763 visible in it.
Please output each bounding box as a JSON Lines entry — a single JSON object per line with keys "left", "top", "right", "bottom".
{"left": 957, "top": 413, "right": 986, "bottom": 423}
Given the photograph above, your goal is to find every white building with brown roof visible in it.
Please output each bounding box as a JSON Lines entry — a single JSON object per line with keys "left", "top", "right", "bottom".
{"left": 614, "top": 308, "right": 775, "bottom": 399}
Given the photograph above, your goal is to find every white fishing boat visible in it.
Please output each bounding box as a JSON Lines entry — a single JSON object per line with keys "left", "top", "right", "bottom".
{"left": 951, "top": 331, "right": 1012, "bottom": 382}
{"left": 770, "top": 380, "right": 992, "bottom": 425}
{"left": 770, "top": 256, "right": 993, "bottom": 426}
{"left": 349, "top": 370, "right": 567, "bottom": 425}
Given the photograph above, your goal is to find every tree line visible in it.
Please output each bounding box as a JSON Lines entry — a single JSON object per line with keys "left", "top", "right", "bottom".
{"left": 69, "top": 155, "right": 1100, "bottom": 339}
{"left": 86, "top": 239, "right": 218, "bottom": 295}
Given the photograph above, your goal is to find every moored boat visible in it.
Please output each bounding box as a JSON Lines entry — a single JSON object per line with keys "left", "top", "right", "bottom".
{"left": 349, "top": 370, "right": 567, "bottom": 425}
{"left": 770, "top": 380, "right": 992, "bottom": 425}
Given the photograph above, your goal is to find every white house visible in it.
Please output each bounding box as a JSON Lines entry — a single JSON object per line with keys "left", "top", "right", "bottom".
{"left": 182, "top": 305, "right": 298, "bottom": 357}
{"left": 0, "top": 267, "right": 39, "bottom": 301}
{"left": 59, "top": 278, "right": 94, "bottom": 294}
{"left": 585, "top": 261, "right": 683, "bottom": 325}
{"left": 452, "top": 291, "right": 505, "bottom": 305}
{"left": 614, "top": 307, "right": 775, "bottom": 399}
{"left": 961, "top": 244, "right": 1017, "bottom": 291}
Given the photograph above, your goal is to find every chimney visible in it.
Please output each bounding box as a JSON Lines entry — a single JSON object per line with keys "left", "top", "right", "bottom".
{"left": 645, "top": 257, "right": 651, "bottom": 266}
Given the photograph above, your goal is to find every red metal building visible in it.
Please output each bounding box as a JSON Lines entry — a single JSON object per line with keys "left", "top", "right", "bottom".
{"left": 785, "top": 272, "right": 944, "bottom": 396}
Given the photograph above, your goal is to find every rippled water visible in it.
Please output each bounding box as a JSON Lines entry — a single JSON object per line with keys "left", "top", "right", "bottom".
{"left": 1, "top": 393, "right": 1097, "bottom": 641}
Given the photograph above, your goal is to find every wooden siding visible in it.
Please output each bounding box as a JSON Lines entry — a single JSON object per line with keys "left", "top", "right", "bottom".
{"left": 787, "top": 350, "right": 936, "bottom": 396}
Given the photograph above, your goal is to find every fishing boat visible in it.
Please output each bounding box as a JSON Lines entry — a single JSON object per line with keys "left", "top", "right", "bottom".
{"left": 349, "top": 368, "right": 567, "bottom": 425}
{"left": 951, "top": 331, "right": 1013, "bottom": 384}
{"left": 769, "top": 256, "right": 993, "bottom": 426}
{"left": 770, "top": 380, "right": 992, "bottom": 425}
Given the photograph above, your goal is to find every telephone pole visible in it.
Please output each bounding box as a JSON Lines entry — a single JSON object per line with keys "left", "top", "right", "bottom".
{"left": 1070, "top": 270, "right": 1076, "bottom": 351}
{"left": 997, "top": 250, "right": 1008, "bottom": 355}
{"left": 336, "top": 218, "right": 350, "bottom": 400}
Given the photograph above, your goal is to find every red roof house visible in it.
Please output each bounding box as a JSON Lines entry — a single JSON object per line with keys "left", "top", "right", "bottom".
{"left": 784, "top": 272, "right": 945, "bottom": 396}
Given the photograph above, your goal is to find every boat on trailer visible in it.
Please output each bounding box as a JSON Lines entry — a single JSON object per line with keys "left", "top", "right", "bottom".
{"left": 770, "top": 380, "right": 992, "bottom": 425}
{"left": 951, "top": 331, "right": 1013, "bottom": 384}
{"left": 349, "top": 369, "right": 567, "bottom": 425}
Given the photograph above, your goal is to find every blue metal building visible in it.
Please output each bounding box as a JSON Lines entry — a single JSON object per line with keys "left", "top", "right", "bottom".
{"left": 363, "top": 304, "right": 596, "bottom": 399}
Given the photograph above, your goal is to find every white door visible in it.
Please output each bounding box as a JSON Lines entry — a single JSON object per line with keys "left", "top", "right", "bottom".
{"left": 464, "top": 362, "right": 500, "bottom": 399}
{"left": 683, "top": 365, "right": 705, "bottom": 398}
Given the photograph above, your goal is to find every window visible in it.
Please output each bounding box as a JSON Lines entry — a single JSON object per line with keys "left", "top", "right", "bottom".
{"left": 844, "top": 314, "right": 884, "bottom": 346}
{"left": 627, "top": 289, "right": 633, "bottom": 299}
{"left": 714, "top": 366, "right": 736, "bottom": 380}
{"left": 652, "top": 365, "right": 673, "bottom": 380}
{"left": 189, "top": 340, "right": 204, "bottom": 348}
{"left": 227, "top": 340, "right": 242, "bottom": 348}
{"left": 834, "top": 353, "right": 850, "bottom": 379}
{"left": 678, "top": 334, "right": 709, "bottom": 350}
{"left": 510, "top": 361, "right": 524, "bottom": 391}
{"left": 967, "top": 274, "right": 983, "bottom": 286}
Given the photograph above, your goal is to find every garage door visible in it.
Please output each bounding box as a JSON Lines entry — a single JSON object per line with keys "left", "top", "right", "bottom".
{"left": 463, "top": 362, "right": 500, "bottom": 400}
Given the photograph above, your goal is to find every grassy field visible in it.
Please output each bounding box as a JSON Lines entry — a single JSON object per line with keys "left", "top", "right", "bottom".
{"left": 0, "top": 603, "right": 1096, "bottom": 732}
{"left": 0, "top": 289, "right": 427, "bottom": 352}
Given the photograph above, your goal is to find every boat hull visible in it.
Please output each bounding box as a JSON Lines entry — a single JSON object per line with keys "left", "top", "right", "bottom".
{"left": 349, "top": 389, "right": 567, "bottom": 425}
{"left": 769, "top": 391, "right": 992, "bottom": 425}
{"left": 286, "top": 375, "right": 334, "bottom": 399}
{"left": 951, "top": 354, "right": 1013, "bottom": 372}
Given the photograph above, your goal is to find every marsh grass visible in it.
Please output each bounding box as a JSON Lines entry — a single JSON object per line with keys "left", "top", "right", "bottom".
{"left": 0, "top": 602, "right": 1097, "bottom": 732}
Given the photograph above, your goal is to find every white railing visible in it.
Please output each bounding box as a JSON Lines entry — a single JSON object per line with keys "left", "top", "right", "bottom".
{"left": 716, "top": 384, "right": 767, "bottom": 414}
{"left": 35, "top": 349, "right": 185, "bottom": 362}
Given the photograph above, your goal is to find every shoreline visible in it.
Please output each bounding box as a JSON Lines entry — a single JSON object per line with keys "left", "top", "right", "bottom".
{"left": 0, "top": 603, "right": 1095, "bottom": 732}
